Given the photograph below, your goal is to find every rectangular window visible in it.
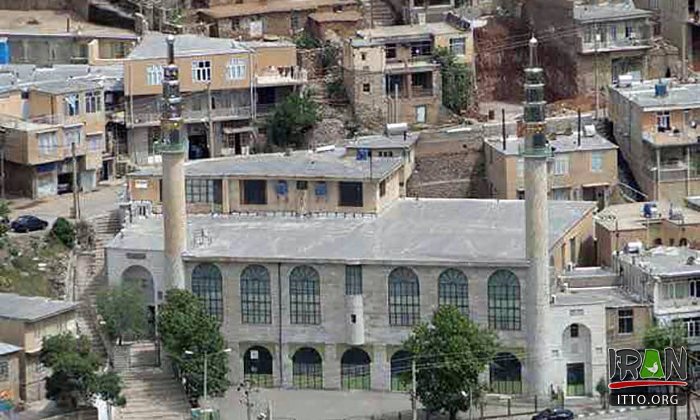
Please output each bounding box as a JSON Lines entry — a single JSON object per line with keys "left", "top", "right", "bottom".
{"left": 243, "top": 179, "right": 267, "bottom": 205}
{"left": 591, "top": 152, "right": 603, "bottom": 172}
{"left": 675, "top": 281, "right": 689, "bottom": 299}
{"left": 362, "top": 83, "right": 371, "bottom": 93}
{"left": 191, "top": 60, "right": 212, "bottom": 82}
{"left": 553, "top": 155, "right": 569, "bottom": 175}
{"left": 584, "top": 26, "right": 592, "bottom": 43}
{"left": 0, "top": 360, "right": 8, "bottom": 381}
{"left": 291, "top": 12, "right": 301, "bottom": 30}
{"left": 618, "top": 309, "right": 634, "bottom": 334}
{"left": 385, "top": 44, "right": 397, "bottom": 59}
{"left": 685, "top": 317, "right": 700, "bottom": 337}
{"left": 410, "top": 41, "right": 432, "bottom": 57}
{"left": 379, "top": 180, "right": 386, "bottom": 197}
{"left": 657, "top": 111, "right": 671, "bottom": 132}
{"left": 690, "top": 279, "right": 700, "bottom": 298}
{"left": 147, "top": 65, "right": 163, "bottom": 86}
{"left": 64, "top": 93, "right": 80, "bottom": 116}
{"left": 609, "top": 24, "right": 617, "bottom": 41}
{"left": 64, "top": 127, "right": 82, "bottom": 146}
{"left": 85, "top": 91, "right": 102, "bottom": 113}
{"left": 185, "top": 179, "right": 221, "bottom": 204}
{"left": 553, "top": 188, "right": 569, "bottom": 201}
{"left": 625, "top": 23, "right": 634, "bottom": 38}
{"left": 38, "top": 131, "right": 58, "bottom": 155}
{"left": 449, "top": 37, "right": 466, "bottom": 55}
{"left": 315, "top": 181, "right": 327, "bottom": 198}
{"left": 87, "top": 134, "right": 103, "bottom": 151}
{"left": 296, "top": 180, "right": 308, "bottom": 190}
{"left": 339, "top": 182, "right": 363, "bottom": 207}
{"left": 415, "top": 105, "right": 427, "bottom": 123}
{"left": 569, "top": 237, "right": 577, "bottom": 265}
{"left": 227, "top": 58, "right": 247, "bottom": 81}
{"left": 345, "top": 265, "right": 362, "bottom": 295}
{"left": 517, "top": 158, "right": 524, "bottom": 178}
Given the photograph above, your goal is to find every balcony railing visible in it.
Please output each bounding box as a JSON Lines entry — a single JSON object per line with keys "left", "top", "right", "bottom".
{"left": 126, "top": 106, "right": 252, "bottom": 126}
{"left": 580, "top": 37, "right": 651, "bottom": 53}
{"left": 255, "top": 66, "right": 307, "bottom": 86}
{"left": 643, "top": 127, "right": 700, "bottom": 146}
{"left": 412, "top": 87, "right": 434, "bottom": 97}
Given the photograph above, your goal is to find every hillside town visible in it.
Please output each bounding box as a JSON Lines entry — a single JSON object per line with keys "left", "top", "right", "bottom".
{"left": 1, "top": 0, "right": 700, "bottom": 420}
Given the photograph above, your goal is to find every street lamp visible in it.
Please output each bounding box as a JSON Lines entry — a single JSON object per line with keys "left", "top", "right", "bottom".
{"left": 185, "top": 348, "right": 232, "bottom": 404}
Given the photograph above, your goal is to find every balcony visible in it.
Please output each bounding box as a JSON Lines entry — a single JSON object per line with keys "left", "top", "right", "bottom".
{"left": 642, "top": 127, "right": 700, "bottom": 147}
{"left": 649, "top": 160, "right": 700, "bottom": 182}
{"left": 126, "top": 106, "right": 252, "bottom": 127}
{"left": 412, "top": 87, "right": 434, "bottom": 97}
{"left": 579, "top": 37, "right": 651, "bottom": 54}
{"left": 255, "top": 66, "right": 307, "bottom": 87}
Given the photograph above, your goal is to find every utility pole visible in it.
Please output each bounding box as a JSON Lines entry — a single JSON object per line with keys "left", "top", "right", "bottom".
{"left": 681, "top": 21, "right": 688, "bottom": 81}
{"left": 206, "top": 82, "right": 214, "bottom": 158}
{"left": 0, "top": 127, "right": 5, "bottom": 199}
{"left": 394, "top": 83, "right": 399, "bottom": 123}
{"left": 594, "top": 25, "right": 600, "bottom": 120}
{"left": 71, "top": 141, "right": 81, "bottom": 220}
{"left": 411, "top": 359, "right": 417, "bottom": 420}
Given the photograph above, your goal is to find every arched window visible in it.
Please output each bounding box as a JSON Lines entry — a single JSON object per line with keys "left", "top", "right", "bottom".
{"left": 490, "top": 352, "right": 522, "bottom": 394}
{"left": 244, "top": 346, "right": 273, "bottom": 387}
{"left": 487, "top": 270, "right": 521, "bottom": 330}
{"left": 289, "top": 265, "right": 321, "bottom": 324}
{"left": 570, "top": 323, "right": 579, "bottom": 338}
{"left": 653, "top": 238, "right": 663, "bottom": 246}
{"left": 680, "top": 238, "right": 689, "bottom": 247}
{"left": 240, "top": 265, "right": 271, "bottom": 324}
{"left": 341, "top": 348, "right": 371, "bottom": 390}
{"left": 191, "top": 263, "right": 223, "bottom": 321}
{"left": 390, "top": 350, "right": 411, "bottom": 391}
{"left": 388, "top": 267, "right": 420, "bottom": 326}
{"left": 438, "top": 268, "right": 469, "bottom": 316}
{"left": 292, "top": 347, "right": 323, "bottom": 389}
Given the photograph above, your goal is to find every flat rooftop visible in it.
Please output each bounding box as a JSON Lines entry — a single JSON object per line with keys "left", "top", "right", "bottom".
{"left": 129, "top": 33, "right": 251, "bottom": 60}
{"left": 596, "top": 201, "right": 700, "bottom": 231}
{"left": 573, "top": 1, "right": 652, "bottom": 23}
{"left": 353, "top": 22, "right": 465, "bottom": 46}
{"left": 0, "top": 64, "right": 124, "bottom": 94}
{"left": 0, "top": 10, "right": 136, "bottom": 39}
{"left": 107, "top": 199, "right": 595, "bottom": 265}
{"left": 199, "top": 0, "right": 358, "bottom": 19}
{"left": 611, "top": 79, "right": 700, "bottom": 111}
{"left": 485, "top": 131, "right": 617, "bottom": 156}
{"left": 131, "top": 151, "right": 403, "bottom": 181}
{"left": 0, "top": 293, "right": 77, "bottom": 322}
{"left": 616, "top": 247, "right": 700, "bottom": 278}
{"left": 553, "top": 287, "right": 644, "bottom": 308}
{"left": 309, "top": 11, "right": 363, "bottom": 22}
{"left": 345, "top": 133, "right": 419, "bottom": 150}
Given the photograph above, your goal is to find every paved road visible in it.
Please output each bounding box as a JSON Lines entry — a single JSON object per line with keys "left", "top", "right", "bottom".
{"left": 7, "top": 182, "right": 125, "bottom": 223}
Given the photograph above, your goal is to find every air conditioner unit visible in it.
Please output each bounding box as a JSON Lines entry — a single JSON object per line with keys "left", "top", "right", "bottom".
{"left": 417, "top": 13, "right": 426, "bottom": 25}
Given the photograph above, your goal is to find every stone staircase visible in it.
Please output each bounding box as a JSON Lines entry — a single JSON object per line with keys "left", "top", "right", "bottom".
{"left": 117, "top": 343, "right": 191, "bottom": 420}
{"left": 367, "top": 0, "right": 398, "bottom": 26}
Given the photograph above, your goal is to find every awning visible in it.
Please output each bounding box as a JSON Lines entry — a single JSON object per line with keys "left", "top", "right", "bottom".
{"left": 582, "top": 182, "right": 610, "bottom": 188}
{"left": 223, "top": 126, "right": 255, "bottom": 134}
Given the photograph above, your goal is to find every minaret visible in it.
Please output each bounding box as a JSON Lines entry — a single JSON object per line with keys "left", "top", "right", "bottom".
{"left": 523, "top": 37, "right": 551, "bottom": 398}
{"left": 161, "top": 35, "right": 187, "bottom": 290}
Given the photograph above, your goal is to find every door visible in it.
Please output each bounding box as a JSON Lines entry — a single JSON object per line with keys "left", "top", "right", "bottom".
{"left": 567, "top": 363, "right": 585, "bottom": 396}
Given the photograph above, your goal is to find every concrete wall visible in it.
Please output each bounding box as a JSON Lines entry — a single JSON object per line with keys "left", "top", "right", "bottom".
{"left": 0, "top": 352, "right": 21, "bottom": 404}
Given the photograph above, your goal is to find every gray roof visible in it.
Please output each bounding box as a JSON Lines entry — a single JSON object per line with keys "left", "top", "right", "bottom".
{"left": 345, "top": 133, "right": 419, "bottom": 150}
{"left": 553, "top": 287, "right": 645, "bottom": 307}
{"left": 107, "top": 199, "right": 595, "bottom": 265}
{"left": 32, "top": 78, "right": 104, "bottom": 95}
{"left": 611, "top": 80, "right": 700, "bottom": 110}
{"left": 131, "top": 152, "right": 403, "bottom": 181}
{"left": 0, "top": 64, "right": 123, "bottom": 94}
{"left": 0, "top": 342, "right": 22, "bottom": 356}
{"left": 573, "top": 0, "right": 652, "bottom": 22}
{"left": 129, "top": 33, "right": 251, "bottom": 60}
{"left": 486, "top": 131, "right": 617, "bottom": 156}
{"left": 617, "top": 247, "right": 700, "bottom": 278}
{"left": 353, "top": 22, "right": 465, "bottom": 46}
{"left": 0, "top": 293, "right": 77, "bottom": 322}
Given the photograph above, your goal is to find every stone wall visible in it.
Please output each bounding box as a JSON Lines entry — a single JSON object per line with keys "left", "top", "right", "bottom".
{"left": 0, "top": 0, "right": 65, "bottom": 9}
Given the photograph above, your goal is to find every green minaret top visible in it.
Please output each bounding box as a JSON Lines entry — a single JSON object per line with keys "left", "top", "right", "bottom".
{"left": 522, "top": 37, "right": 549, "bottom": 158}
{"left": 158, "top": 35, "right": 186, "bottom": 154}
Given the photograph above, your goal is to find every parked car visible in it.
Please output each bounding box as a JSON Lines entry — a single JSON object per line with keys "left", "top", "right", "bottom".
{"left": 532, "top": 408, "right": 574, "bottom": 420}
{"left": 10, "top": 215, "right": 49, "bottom": 233}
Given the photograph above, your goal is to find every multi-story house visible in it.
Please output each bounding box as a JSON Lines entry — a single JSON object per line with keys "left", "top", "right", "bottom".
{"left": 0, "top": 293, "right": 77, "bottom": 402}
{"left": 525, "top": 0, "right": 659, "bottom": 96}
{"left": 342, "top": 14, "right": 473, "bottom": 127}
{"left": 0, "top": 77, "right": 109, "bottom": 199}
{"left": 608, "top": 78, "right": 700, "bottom": 203}
{"left": 197, "top": 0, "right": 360, "bottom": 40}
{"left": 484, "top": 129, "right": 618, "bottom": 208}
{"left": 124, "top": 34, "right": 306, "bottom": 166}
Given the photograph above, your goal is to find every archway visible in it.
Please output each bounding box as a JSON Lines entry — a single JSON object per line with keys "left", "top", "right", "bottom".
{"left": 341, "top": 348, "right": 371, "bottom": 390}
{"left": 562, "top": 323, "right": 592, "bottom": 396}
{"left": 490, "top": 352, "right": 522, "bottom": 394}
{"left": 244, "top": 346, "right": 273, "bottom": 387}
{"left": 121, "top": 265, "right": 155, "bottom": 338}
{"left": 390, "top": 350, "right": 411, "bottom": 391}
{"left": 292, "top": 347, "right": 323, "bottom": 389}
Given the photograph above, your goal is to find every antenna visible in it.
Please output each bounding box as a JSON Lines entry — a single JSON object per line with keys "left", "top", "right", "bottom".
{"left": 577, "top": 108, "right": 581, "bottom": 147}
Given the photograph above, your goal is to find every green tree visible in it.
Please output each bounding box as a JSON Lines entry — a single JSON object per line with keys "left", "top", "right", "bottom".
{"left": 0, "top": 200, "right": 10, "bottom": 237}
{"left": 40, "top": 333, "right": 126, "bottom": 409}
{"left": 266, "top": 92, "right": 320, "bottom": 149}
{"left": 51, "top": 217, "right": 75, "bottom": 248}
{"left": 97, "top": 284, "right": 149, "bottom": 345}
{"left": 403, "top": 305, "right": 498, "bottom": 420}
{"left": 643, "top": 322, "right": 688, "bottom": 353}
{"left": 158, "top": 289, "right": 231, "bottom": 398}
{"left": 433, "top": 47, "right": 474, "bottom": 115}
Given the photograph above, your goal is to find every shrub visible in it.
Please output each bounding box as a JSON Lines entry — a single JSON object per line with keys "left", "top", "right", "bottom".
{"left": 51, "top": 217, "right": 75, "bottom": 248}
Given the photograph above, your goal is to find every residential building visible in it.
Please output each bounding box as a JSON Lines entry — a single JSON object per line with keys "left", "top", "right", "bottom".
{"left": 0, "top": 343, "right": 21, "bottom": 405}
{"left": 595, "top": 199, "right": 700, "bottom": 267}
{"left": 124, "top": 33, "right": 306, "bottom": 166}
{"left": 608, "top": 79, "right": 700, "bottom": 203}
{"left": 342, "top": 14, "right": 473, "bottom": 127}
{"left": 0, "top": 294, "right": 77, "bottom": 402}
{"left": 197, "top": 0, "right": 360, "bottom": 40}
{"left": 306, "top": 11, "right": 364, "bottom": 41}
{"left": 0, "top": 10, "right": 137, "bottom": 66}
{"left": 525, "top": 0, "right": 663, "bottom": 96}
{"left": 484, "top": 129, "right": 618, "bottom": 208}
{"left": 0, "top": 75, "right": 110, "bottom": 198}
{"left": 613, "top": 246, "right": 700, "bottom": 354}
